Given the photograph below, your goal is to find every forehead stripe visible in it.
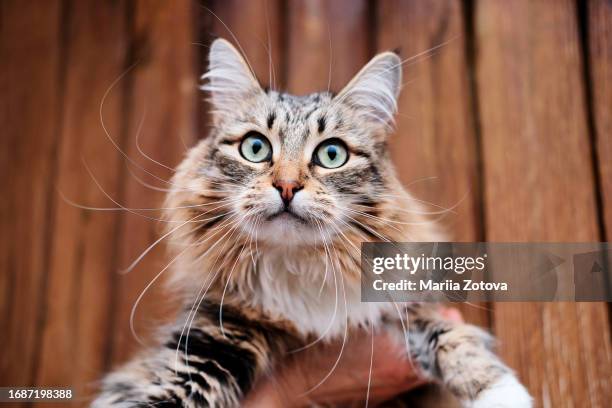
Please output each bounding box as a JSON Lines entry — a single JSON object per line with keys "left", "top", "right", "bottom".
{"left": 317, "top": 116, "right": 326, "bottom": 133}
{"left": 267, "top": 112, "right": 276, "bottom": 129}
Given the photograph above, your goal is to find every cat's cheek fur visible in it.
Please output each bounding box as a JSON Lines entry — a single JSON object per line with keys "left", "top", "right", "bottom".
{"left": 467, "top": 374, "right": 533, "bottom": 408}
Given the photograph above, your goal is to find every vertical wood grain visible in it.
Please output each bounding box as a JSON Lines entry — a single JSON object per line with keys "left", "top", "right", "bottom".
{"left": 286, "top": 0, "right": 370, "bottom": 94}
{"left": 108, "top": 0, "right": 199, "bottom": 367}
{"left": 585, "top": 4, "right": 612, "bottom": 403}
{"left": 377, "top": 0, "right": 488, "bottom": 328}
{"left": 32, "top": 1, "right": 130, "bottom": 398}
{"left": 475, "top": 0, "right": 611, "bottom": 406}
{"left": 0, "top": 0, "right": 64, "bottom": 395}
{"left": 589, "top": 0, "right": 612, "bottom": 240}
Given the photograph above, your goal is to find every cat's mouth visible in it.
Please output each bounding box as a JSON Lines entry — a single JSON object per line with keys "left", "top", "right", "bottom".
{"left": 266, "top": 208, "right": 308, "bottom": 224}
{"left": 253, "top": 207, "right": 325, "bottom": 245}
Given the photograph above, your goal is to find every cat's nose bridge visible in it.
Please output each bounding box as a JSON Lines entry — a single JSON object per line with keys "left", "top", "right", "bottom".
{"left": 272, "top": 160, "right": 301, "bottom": 184}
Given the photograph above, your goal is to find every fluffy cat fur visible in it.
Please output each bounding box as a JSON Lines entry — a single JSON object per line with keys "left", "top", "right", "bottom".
{"left": 93, "top": 38, "right": 532, "bottom": 407}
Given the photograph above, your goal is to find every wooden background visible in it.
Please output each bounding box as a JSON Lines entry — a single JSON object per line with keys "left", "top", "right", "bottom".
{"left": 1, "top": 0, "right": 611, "bottom": 406}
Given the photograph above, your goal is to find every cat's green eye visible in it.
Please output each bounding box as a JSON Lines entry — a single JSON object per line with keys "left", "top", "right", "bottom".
{"left": 239, "top": 132, "right": 272, "bottom": 163}
{"left": 314, "top": 139, "right": 349, "bottom": 169}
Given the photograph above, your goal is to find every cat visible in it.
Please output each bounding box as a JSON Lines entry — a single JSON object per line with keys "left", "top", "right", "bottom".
{"left": 92, "top": 38, "right": 532, "bottom": 408}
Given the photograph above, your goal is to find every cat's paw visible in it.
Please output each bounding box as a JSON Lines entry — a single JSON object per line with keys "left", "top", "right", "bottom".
{"left": 466, "top": 374, "right": 532, "bottom": 408}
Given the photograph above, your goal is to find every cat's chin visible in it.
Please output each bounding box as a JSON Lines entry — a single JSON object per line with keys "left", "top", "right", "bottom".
{"left": 251, "top": 212, "right": 326, "bottom": 246}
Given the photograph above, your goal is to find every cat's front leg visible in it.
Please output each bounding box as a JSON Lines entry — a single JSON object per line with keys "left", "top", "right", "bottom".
{"left": 403, "top": 305, "right": 532, "bottom": 408}
{"left": 92, "top": 303, "right": 295, "bottom": 408}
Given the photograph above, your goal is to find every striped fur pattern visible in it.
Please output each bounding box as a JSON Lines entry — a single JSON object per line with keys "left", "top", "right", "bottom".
{"left": 93, "top": 39, "right": 531, "bottom": 407}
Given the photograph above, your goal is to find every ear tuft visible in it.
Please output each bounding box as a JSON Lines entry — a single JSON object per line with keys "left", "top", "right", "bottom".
{"left": 201, "top": 39, "right": 262, "bottom": 116}
{"left": 335, "top": 52, "right": 402, "bottom": 128}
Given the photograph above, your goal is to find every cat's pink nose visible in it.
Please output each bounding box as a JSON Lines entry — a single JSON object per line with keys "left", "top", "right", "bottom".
{"left": 273, "top": 180, "right": 303, "bottom": 205}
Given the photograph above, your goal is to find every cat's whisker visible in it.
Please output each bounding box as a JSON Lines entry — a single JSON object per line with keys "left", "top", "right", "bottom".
{"left": 59, "top": 191, "right": 239, "bottom": 219}
{"left": 253, "top": 212, "right": 262, "bottom": 260}
{"left": 120, "top": 212, "right": 211, "bottom": 275}
{"left": 134, "top": 108, "right": 177, "bottom": 173}
{"left": 326, "top": 221, "right": 385, "bottom": 311}
{"left": 326, "top": 219, "right": 362, "bottom": 258}
{"left": 121, "top": 203, "right": 241, "bottom": 275}
{"left": 178, "top": 211, "right": 253, "bottom": 345}
{"left": 263, "top": 0, "right": 276, "bottom": 89}
{"left": 200, "top": 180, "right": 248, "bottom": 193}
{"left": 331, "top": 217, "right": 411, "bottom": 273}
{"left": 392, "top": 301, "right": 416, "bottom": 373}
{"left": 247, "top": 214, "right": 262, "bottom": 270}
{"left": 352, "top": 201, "right": 454, "bottom": 216}
{"left": 339, "top": 214, "right": 418, "bottom": 266}
{"left": 80, "top": 159, "right": 183, "bottom": 223}
{"left": 298, "top": 233, "right": 349, "bottom": 397}
{"left": 180, "top": 215, "right": 249, "bottom": 381}
{"left": 290, "top": 221, "right": 340, "bottom": 353}
{"left": 178, "top": 210, "right": 253, "bottom": 365}
{"left": 337, "top": 213, "right": 393, "bottom": 243}
{"left": 372, "top": 191, "right": 468, "bottom": 215}
{"left": 125, "top": 165, "right": 178, "bottom": 193}
{"left": 170, "top": 209, "right": 237, "bottom": 247}
{"left": 314, "top": 219, "right": 331, "bottom": 295}
{"left": 338, "top": 205, "right": 403, "bottom": 231}
{"left": 99, "top": 68, "right": 192, "bottom": 190}
{"left": 372, "top": 191, "right": 453, "bottom": 211}
{"left": 198, "top": 4, "right": 257, "bottom": 83}
{"left": 218, "top": 209, "right": 259, "bottom": 337}
{"left": 203, "top": 177, "right": 246, "bottom": 187}
{"left": 389, "top": 35, "right": 459, "bottom": 72}
{"left": 345, "top": 201, "right": 452, "bottom": 228}
{"left": 124, "top": 161, "right": 227, "bottom": 195}
{"left": 177, "top": 215, "right": 245, "bottom": 375}
{"left": 129, "top": 244, "right": 192, "bottom": 346}
{"left": 250, "top": 214, "right": 263, "bottom": 274}
{"left": 401, "top": 175, "right": 440, "bottom": 189}
{"left": 186, "top": 211, "right": 252, "bottom": 266}
{"left": 80, "top": 158, "right": 244, "bottom": 227}
{"left": 365, "top": 306, "right": 375, "bottom": 408}
{"left": 329, "top": 36, "right": 457, "bottom": 115}
{"left": 326, "top": 20, "right": 332, "bottom": 94}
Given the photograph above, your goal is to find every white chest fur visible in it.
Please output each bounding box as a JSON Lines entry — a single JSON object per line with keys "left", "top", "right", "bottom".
{"left": 245, "top": 249, "right": 395, "bottom": 338}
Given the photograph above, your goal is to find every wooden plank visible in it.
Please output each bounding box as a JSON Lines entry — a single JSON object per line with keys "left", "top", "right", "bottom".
{"left": 586, "top": 2, "right": 612, "bottom": 402}
{"left": 286, "top": 0, "right": 370, "bottom": 94}
{"left": 475, "top": 0, "right": 611, "bottom": 406}
{"left": 589, "top": 0, "right": 612, "bottom": 239}
{"left": 32, "top": 0, "right": 130, "bottom": 398}
{"left": 377, "top": 0, "right": 488, "bottom": 327}
{"left": 108, "top": 0, "right": 199, "bottom": 366}
{"left": 0, "top": 0, "right": 64, "bottom": 393}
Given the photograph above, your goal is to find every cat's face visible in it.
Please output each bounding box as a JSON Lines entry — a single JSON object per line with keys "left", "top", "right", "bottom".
{"left": 168, "top": 39, "right": 403, "bottom": 248}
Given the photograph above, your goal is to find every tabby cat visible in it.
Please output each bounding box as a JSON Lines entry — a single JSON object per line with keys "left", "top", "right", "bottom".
{"left": 93, "top": 39, "right": 532, "bottom": 407}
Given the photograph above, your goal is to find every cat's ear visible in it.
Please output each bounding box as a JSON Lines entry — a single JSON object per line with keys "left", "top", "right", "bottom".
{"left": 201, "top": 38, "right": 263, "bottom": 118}
{"left": 335, "top": 51, "right": 402, "bottom": 128}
